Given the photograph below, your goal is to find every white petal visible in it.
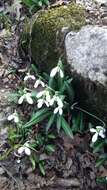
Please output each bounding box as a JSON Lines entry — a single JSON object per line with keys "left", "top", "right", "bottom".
{"left": 54, "top": 107, "right": 59, "bottom": 114}
{"left": 50, "top": 67, "right": 58, "bottom": 77}
{"left": 41, "top": 81, "right": 45, "bottom": 87}
{"left": 59, "top": 107, "right": 63, "bottom": 115}
{"left": 25, "top": 147, "right": 31, "bottom": 156}
{"left": 30, "top": 75, "right": 36, "bottom": 80}
{"left": 24, "top": 74, "right": 35, "bottom": 81}
{"left": 92, "top": 133, "right": 98, "bottom": 143}
{"left": 18, "top": 95, "right": 25, "bottom": 104}
{"left": 24, "top": 76, "right": 29, "bottom": 81}
{"left": 36, "top": 91, "right": 45, "bottom": 98}
{"left": 99, "top": 130, "right": 105, "bottom": 138}
{"left": 45, "top": 100, "right": 50, "bottom": 107}
{"left": 34, "top": 80, "right": 40, "bottom": 88}
{"left": 26, "top": 93, "right": 33, "bottom": 104}
{"left": 14, "top": 116, "right": 19, "bottom": 123}
{"left": 57, "top": 97, "right": 63, "bottom": 107}
{"left": 37, "top": 99, "right": 44, "bottom": 108}
{"left": 90, "top": 128, "right": 96, "bottom": 133}
{"left": 18, "top": 147, "right": 24, "bottom": 154}
{"left": 8, "top": 115, "right": 14, "bottom": 121}
{"left": 16, "top": 159, "right": 21, "bottom": 164}
{"left": 50, "top": 97, "right": 55, "bottom": 106}
{"left": 46, "top": 91, "right": 51, "bottom": 102}
{"left": 59, "top": 69, "right": 64, "bottom": 78}
{"left": 96, "top": 126, "right": 104, "bottom": 130}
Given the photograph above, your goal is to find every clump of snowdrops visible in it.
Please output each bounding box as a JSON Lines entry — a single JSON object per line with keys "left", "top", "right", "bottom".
{"left": 6, "top": 59, "right": 107, "bottom": 179}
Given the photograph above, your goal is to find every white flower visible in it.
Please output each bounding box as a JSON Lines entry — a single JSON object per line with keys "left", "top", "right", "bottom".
{"left": 8, "top": 111, "right": 19, "bottom": 123}
{"left": 36, "top": 90, "right": 45, "bottom": 98}
{"left": 54, "top": 106, "right": 63, "bottom": 115}
{"left": 90, "top": 126, "right": 106, "bottom": 143}
{"left": 18, "top": 92, "right": 33, "bottom": 104}
{"left": 34, "top": 79, "right": 45, "bottom": 88}
{"left": 36, "top": 90, "right": 51, "bottom": 108}
{"left": 24, "top": 73, "right": 35, "bottom": 81}
{"left": 37, "top": 98, "right": 49, "bottom": 108}
{"left": 50, "top": 66, "right": 64, "bottom": 78}
{"left": 45, "top": 91, "right": 51, "bottom": 102}
{"left": 18, "top": 142, "right": 31, "bottom": 156}
{"left": 56, "top": 97, "right": 63, "bottom": 107}
{"left": 50, "top": 95, "right": 63, "bottom": 107}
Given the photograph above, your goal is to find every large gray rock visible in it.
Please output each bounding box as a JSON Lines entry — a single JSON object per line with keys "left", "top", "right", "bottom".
{"left": 94, "top": 0, "right": 107, "bottom": 5}
{"left": 65, "top": 25, "right": 107, "bottom": 122}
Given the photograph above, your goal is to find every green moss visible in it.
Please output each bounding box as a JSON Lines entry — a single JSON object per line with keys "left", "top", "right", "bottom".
{"left": 29, "top": 3, "right": 85, "bottom": 71}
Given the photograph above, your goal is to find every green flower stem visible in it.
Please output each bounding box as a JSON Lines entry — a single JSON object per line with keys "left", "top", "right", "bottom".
{"left": 74, "top": 106, "right": 106, "bottom": 128}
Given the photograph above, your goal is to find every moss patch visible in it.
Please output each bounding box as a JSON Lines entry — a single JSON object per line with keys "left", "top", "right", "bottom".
{"left": 27, "top": 3, "right": 85, "bottom": 71}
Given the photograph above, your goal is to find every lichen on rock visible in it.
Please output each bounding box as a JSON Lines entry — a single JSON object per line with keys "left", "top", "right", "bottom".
{"left": 25, "top": 3, "right": 85, "bottom": 71}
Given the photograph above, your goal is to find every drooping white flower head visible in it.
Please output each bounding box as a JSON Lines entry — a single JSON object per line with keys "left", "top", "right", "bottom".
{"left": 24, "top": 73, "right": 35, "bottom": 81}
{"left": 34, "top": 79, "right": 45, "bottom": 88}
{"left": 49, "top": 94, "right": 63, "bottom": 107}
{"left": 18, "top": 92, "right": 33, "bottom": 104}
{"left": 36, "top": 90, "right": 45, "bottom": 99}
{"left": 36, "top": 89, "right": 51, "bottom": 108}
{"left": 90, "top": 126, "right": 106, "bottom": 143}
{"left": 54, "top": 106, "right": 63, "bottom": 115}
{"left": 18, "top": 142, "right": 31, "bottom": 156}
{"left": 8, "top": 110, "right": 19, "bottom": 123}
{"left": 52, "top": 95, "right": 63, "bottom": 115}
{"left": 37, "top": 98, "right": 49, "bottom": 108}
{"left": 50, "top": 66, "right": 64, "bottom": 78}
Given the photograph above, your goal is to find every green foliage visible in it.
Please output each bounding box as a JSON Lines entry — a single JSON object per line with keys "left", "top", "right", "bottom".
{"left": 22, "top": 0, "right": 49, "bottom": 10}
{"left": 6, "top": 58, "right": 107, "bottom": 180}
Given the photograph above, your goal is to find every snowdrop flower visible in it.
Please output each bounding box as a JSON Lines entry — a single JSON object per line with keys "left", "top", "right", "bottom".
{"left": 18, "top": 92, "right": 33, "bottom": 104}
{"left": 54, "top": 106, "right": 63, "bottom": 115}
{"left": 53, "top": 96, "right": 63, "bottom": 115}
{"left": 34, "top": 79, "right": 45, "bottom": 88}
{"left": 50, "top": 66, "right": 64, "bottom": 78}
{"left": 37, "top": 98, "right": 49, "bottom": 108}
{"left": 18, "top": 142, "right": 31, "bottom": 156}
{"left": 36, "top": 90, "right": 45, "bottom": 98}
{"left": 24, "top": 73, "right": 35, "bottom": 81}
{"left": 8, "top": 111, "right": 19, "bottom": 123}
{"left": 90, "top": 126, "right": 106, "bottom": 143}
{"left": 50, "top": 95, "right": 63, "bottom": 107}
{"left": 36, "top": 90, "right": 51, "bottom": 108}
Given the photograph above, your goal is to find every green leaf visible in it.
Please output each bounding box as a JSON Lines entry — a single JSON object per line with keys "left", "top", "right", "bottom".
{"left": 46, "top": 144, "right": 55, "bottom": 152}
{"left": 48, "top": 134, "right": 56, "bottom": 139}
{"left": 57, "top": 115, "right": 62, "bottom": 133}
{"left": 22, "top": 0, "right": 34, "bottom": 7}
{"left": 46, "top": 114, "right": 55, "bottom": 132}
{"left": 23, "top": 108, "right": 51, "bottom": 128}
{"left": 72, "top": 115, "right": 80, "bottom": 132}
{"left": 93, "top": 141, "right": 105, "bottom": 153}
{"left": 79, "top": 112, "right": 84, "bottom": 132}
{"left": 39, "top": 162, "right": 45, "bottom": 176}
{"left": 96, "top": 177, "right": 107, "bottom": 184}
{"left": 30, "top": 156, "right": 36, "bottom": 170}
{"left": 95, "top": 158, "right": 106, "bottom": 167}
{"left": 65, "top": 81, "right": 74, "bottom": 103}
{"left": 61, "top": 117, "right": 73, "bottom": 138}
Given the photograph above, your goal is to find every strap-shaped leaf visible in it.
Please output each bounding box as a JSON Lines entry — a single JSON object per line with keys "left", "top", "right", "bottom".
{"left": 93, "top": 141, "right": 105, "bottom": 153}
{"left": 57, "top": 115, "right": 62, "bottom": 133}
{"left": 23, "top": 108, "right": 50, "bottom": 128}
{"left": 61, "top": 117, "right": 73, "bottom": 138}
{"left": 46, "top": 114, "right": 55, "bottom": 132}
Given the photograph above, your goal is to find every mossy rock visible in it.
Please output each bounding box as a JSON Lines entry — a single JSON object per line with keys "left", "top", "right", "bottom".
{"left": 22, "top": 3, "right": 85, "bottom": 71}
